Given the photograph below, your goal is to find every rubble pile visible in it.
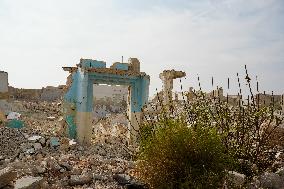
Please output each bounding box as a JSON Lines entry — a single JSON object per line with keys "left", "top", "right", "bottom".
{"left": 0, "top": 100, "right": 142, "bottom": 188}
{"left": 92, "top": 113, "right": 131, "bottom": 158}
{"left": 0, "top": 127, "right": 26, "bottom": 159}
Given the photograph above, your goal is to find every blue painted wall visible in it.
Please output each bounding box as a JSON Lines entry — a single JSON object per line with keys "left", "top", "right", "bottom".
{"left": 63, "top": 65, "right": 150, "bottom": 139}
{"left": 81, "top": 59, "right": 106, "bottom": 69}
{"left": 112, "top": 63, "right": 129, "bottom": 71}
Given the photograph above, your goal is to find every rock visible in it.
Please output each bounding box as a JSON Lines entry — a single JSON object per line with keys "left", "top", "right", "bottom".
{"left": 68, "top": 174, "right": 93, "bottom": 186}
{"left": 59, "top": 161, "right": 72, "bottom": 171}
{"left": 47, "top": 116, "right": 56, "bottom": 121}
{"left": 113, "top": 174, "right": 131, "bottom": 185}
{"left": 39, "top": 137, "right": 46, "bottom": 146}
{"left": 227, "top": 171, "right": 245, "bottom": 187}
{"left": 259, "top": 172, "right": 284, "bottom": 189}
{"left": 33, "top": 143, "right": 42, "bottom": 151}
{"left": 14, "top": 176, "right": 43, "bottom": 189}
{"left": 27, "top": 135, "right": 42, "bottom": 142}
{"left": 25, "top": 148, "right": 35, "bottom": 155}
{"left": 50, "top": 137, "right": 60, "bottom": 148}
{"left": 34, "top": 166, "right": 46, "bottom": 174}
{"left": 0, "top": 167, "right": 17, "bottom": 188}
{"left": 48, "top": 160, "right": 61, "bottom": 172}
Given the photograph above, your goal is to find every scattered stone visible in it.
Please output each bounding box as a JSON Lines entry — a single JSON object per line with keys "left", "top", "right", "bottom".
{"left": 14, "top": 176, "right": 43, "bottom": 189}
{"left": 68, "top": 174, "right": 93, "bottom": 186}
{"left": 0, "top": 167, "right": 17, "bottom": 188}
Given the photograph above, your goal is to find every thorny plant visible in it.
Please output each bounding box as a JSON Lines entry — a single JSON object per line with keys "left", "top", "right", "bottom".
{"left": 138, "top": 65, "right": 283, "bottom": 180}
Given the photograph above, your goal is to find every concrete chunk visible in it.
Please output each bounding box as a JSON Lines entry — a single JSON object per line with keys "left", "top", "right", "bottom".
{"left": 15, "top": 176, "right": 43, "bottom": 189}
{"left": 0, "top": 167, "right": 17, "bottom": 188}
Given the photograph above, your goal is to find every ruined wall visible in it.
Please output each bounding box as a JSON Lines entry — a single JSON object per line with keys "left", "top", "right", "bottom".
{"left": 0, "top": 71, "right": 8, "bottom": 100}
{"left": 9, "top": 86, "right": 64, "bottom": 102}
{"left": 40, "top": 86, "right": 64, "bottom": 101}
{"left": 255, "top": 94, "right": 283, "bottom": 110}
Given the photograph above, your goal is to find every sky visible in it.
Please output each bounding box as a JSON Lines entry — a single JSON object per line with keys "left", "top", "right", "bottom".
{"left": 0, "top": 0, "right": 283, "bottom": 96}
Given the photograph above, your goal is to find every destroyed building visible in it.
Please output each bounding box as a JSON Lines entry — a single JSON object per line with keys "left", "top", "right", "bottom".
{"left": 63, "top": 58, "right": 150, "bottom": 145}
{"left": 8, "top": 85, "right": 65, "bottom": 102}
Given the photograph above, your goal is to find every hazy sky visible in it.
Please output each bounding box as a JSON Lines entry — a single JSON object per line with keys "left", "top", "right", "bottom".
{"left": 0, "top": 0, "right": 283, "bottom": 96}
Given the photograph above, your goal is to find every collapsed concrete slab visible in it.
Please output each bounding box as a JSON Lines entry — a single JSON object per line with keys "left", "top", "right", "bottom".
{"left": 63, "top": 58, "right": 150, "bottom": 145}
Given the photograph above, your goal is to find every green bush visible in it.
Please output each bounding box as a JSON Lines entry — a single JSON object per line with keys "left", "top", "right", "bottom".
{"left": 136, "top": 118, "right": 234, "bottom": 189}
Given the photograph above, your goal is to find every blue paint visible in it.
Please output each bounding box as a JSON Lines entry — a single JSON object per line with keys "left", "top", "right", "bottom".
{"left": 6, "top": 120, "right": 24, "bottom": 129}
{"left": 80, "top": 59, "right": 106, "bottom": 69}
{"left": 66, "top": 115, "right": 76, "bottom": 139}
{"left": 112, "top": 63, "right": 129, "bottom": 71}
{"left": 50, "top": 137, "right": 60, "bottom": 148}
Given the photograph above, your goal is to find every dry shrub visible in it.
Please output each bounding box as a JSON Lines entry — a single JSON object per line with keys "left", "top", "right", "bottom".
{"left": 136, "top": 118, "right": 234, "bottom": 189}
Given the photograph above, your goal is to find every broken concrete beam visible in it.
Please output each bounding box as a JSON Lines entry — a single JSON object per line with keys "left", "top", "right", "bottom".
{"left": 14, "top": 176, "right": 43, "bottom": 189}
{"left": 0, "top": 167, "right": 17, "bottom": 188}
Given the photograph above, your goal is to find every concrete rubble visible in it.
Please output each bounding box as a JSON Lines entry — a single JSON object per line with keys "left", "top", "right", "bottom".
{"left": 0, "top": 100, "right": 139, "bottom": 188}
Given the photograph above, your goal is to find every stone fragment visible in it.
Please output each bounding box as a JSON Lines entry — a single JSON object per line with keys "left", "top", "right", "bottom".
{"left": 59, "top": 161, "right": 72, "bottom": 171}
{"left": 34, "top": 166, "right": 46, "bottom": 174}
{"left": 68, "top": 174, "right": 93, "bottom": 186}
{"left": 14, "top": 176, "right": 43, "bottom": 189}
{"left": 0, "top": 167, "right": 17, "bottom": 188}
{"left": 25, "top": 148, "right": 35, "bottom": 155}
{"left": 33, "top": 143, "right": 42, "bottom": 151}
{"left": 27, "top": 135, "right": 42, "bottom": 142}
{"left": 39, "top": 137, "right": 46, "bottom": 146}
{"left": 47, "top": 116, "right": 56, "bottom": 121}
